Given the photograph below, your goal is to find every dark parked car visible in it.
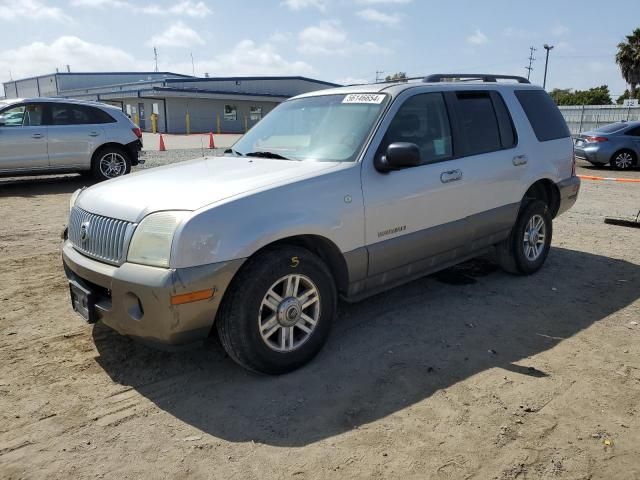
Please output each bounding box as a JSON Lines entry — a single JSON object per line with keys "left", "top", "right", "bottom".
{"left": 574, "top": 121, "right": 640, "bottom": 170}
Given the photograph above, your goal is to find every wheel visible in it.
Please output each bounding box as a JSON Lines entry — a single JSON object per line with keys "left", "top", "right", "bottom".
{"left": 91, "top": 146, "right": 131, "bottom": 181}
{"left": 216, "top": 246, "right": 337, "bottom": 374}
{"left": 610, "top": 150, "right": 636, "bottom": 170}
{"left": 496, "top": 200, "right": 553, "bottom": 275}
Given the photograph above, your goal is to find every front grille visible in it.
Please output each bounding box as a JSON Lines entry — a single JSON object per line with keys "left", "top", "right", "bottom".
{"left": 68, "top": 207, "right": 135, "bottom": 265}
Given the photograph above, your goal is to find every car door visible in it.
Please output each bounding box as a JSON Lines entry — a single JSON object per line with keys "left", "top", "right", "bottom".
{"left": 47, "top": 103, "right": 105, "bottom": 168}
{"left": 361, "top": 90, "right": 471, "bottom": 279}
{"left": 446, "top": 90, "right": 523, "bottom": 247}
{"left": 624, "top": 125, "right": 640, "bottom": 154}
{"left": 0, "top": 103, "right": 48, "bottom": 171}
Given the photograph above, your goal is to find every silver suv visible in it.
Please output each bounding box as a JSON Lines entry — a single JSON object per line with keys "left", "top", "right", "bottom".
{"left": 62, "top": 74, "right": 580, "bottom": 374}
{"left": 0, "top": 98, "right": 143, "bottom": 181}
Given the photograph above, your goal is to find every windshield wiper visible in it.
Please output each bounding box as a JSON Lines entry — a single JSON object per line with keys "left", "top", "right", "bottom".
{"left": 244, "top": 151, "right": 291, "bottom": 160}
{"left": 224, "top": 148, "right": 244, "bottom": 156}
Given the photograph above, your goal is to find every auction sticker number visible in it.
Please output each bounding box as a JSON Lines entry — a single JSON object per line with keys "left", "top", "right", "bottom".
{"left": 342, "top": 94, "right": 386, "bottom": 104}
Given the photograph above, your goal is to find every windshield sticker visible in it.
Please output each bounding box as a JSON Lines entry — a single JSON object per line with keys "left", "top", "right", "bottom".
{"left": 342, "top": 94, "right": 386, "bottom": 104}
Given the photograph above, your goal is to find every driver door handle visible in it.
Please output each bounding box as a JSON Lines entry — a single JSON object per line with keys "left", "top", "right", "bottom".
{"left": 89, "top": 132, "right": 100, "bottom": 137}
{"left": 513, "top": 154, "right": 528, "bottom": 166}
{"left": 31, "top": 133, "right": 44, "bottom": 139}
{"left": 440, "top": 169, "right": 463, "bottom": 183}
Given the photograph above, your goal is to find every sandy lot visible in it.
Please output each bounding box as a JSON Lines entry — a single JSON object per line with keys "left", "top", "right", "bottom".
{"left": 0, "top": 159, "right": 639, "bottom": 480}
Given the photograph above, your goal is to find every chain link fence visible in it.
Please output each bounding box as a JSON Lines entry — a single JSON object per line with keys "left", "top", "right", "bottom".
{"left": 559, "top": 105, "right": 640, "bottom": 134}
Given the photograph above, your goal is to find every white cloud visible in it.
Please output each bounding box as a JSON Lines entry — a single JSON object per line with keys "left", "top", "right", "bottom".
{"left": 71, "top": 0, "right": 212, "bottom": 17}
{"left": 334, "top": 76, "right": 368, "bottom": 85}
{"left": 269, "top": 31, "right": 292, "bottom": 43}
{"left": 467, "top": 29, "right": 488, "bottom": 45}
{"left": 147, "top": 22, "right": 204, "bottom": 47}
{"left": 0, "top": 36, "right": 139, "bottom": 79}
{"left": 281, "top": 0, "right": 326, "bottom": 11}
{"left": 184, "top": 40, "right": 315, "bottom": 77}
{"left": 551, "top": 24, "right": 569, "bottom": 37}
{"left": 0, "top": 0, "right": 70, "bottom": 21}
{"left": 356, "top": 0, "right": 411, "bottom": 4}
{"left": 356, "top": 8, "right": 401, "bottom": 25}
{"left": 298, "top": 20, "right": 389, "bottom": 55}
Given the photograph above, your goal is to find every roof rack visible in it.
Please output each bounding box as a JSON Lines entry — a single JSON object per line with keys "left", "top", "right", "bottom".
{"left": 423, "top": 74, "right": 530, "bottom": 84}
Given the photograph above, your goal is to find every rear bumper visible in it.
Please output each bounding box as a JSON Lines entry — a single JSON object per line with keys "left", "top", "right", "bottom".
{"left": 126, "top": 139, "right": 143, "bottom": 165}
{"left": 62, "top": 240, "right": 244, "bottom": 349}
{"left": 574, "top": 144, "right": 609, "bottom": 165}
{"left": 556, "top": 176, "right": 580, "bottom": 216}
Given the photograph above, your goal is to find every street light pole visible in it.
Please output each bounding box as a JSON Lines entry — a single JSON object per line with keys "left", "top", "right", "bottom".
{"left": 543, "top": 44, "right": 554, "bottom": 90}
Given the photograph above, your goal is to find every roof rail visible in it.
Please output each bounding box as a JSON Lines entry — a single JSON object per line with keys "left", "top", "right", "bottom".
{"left": 423, "top": 74, "right": 530, "bottom": 84}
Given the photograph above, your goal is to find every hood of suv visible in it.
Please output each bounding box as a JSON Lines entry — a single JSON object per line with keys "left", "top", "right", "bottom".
{"left": 75, "top": 155, "right": 343, "bottom": 222}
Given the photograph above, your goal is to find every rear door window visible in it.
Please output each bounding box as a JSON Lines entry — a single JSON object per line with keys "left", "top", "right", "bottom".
{"left": 50, "top": 104, "right": 113, "bottom": 125}
{"left": 624, "top": 126, "right": 640, "bottom": 136}
{"left": 452, "top": 92, "right": 502, "bottom": 156}
{"left": 514, "top": 89, "right": 570, "bottom": 142}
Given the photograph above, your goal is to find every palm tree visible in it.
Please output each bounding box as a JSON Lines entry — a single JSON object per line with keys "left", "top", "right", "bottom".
{"left": 616, "top": 28, "right": 640, "bottom": 99}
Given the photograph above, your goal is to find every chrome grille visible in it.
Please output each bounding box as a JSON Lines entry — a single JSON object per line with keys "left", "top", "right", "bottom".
{"left": 68, "top": 207, "right": 135, "bottom": 265}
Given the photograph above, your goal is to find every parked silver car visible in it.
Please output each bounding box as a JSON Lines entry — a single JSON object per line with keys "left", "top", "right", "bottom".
{"left": 0, "top": 98, "right": 143, "bottom": 180}
{"left": 63, "top": 74, "right": 580, "bottom": 374}
{"left": 574, "top": 121, "right": 640, "bottom": 170}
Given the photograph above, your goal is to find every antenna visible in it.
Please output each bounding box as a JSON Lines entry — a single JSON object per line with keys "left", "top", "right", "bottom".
{"left": 525, "top": 46, "right": 536, "bottom": 80}
{"left": 153, "top": 47, "right": 159, "bottom": 72}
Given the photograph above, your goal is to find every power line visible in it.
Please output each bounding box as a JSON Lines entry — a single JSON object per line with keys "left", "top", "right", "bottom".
{"left": 525, "top": 46, "right": 536, "bottom": 80}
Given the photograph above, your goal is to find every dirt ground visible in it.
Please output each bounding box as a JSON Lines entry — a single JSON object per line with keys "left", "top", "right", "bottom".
{"left": 1, "top": 160, "right": 639, "bottom": 480}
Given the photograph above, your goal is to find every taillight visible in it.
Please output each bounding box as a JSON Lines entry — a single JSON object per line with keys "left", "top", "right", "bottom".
{"left": 586, "top": 136, "right": 608, "bottom": 143}
{"left": 132, "top": 127, "right": 142, "bottom": 138}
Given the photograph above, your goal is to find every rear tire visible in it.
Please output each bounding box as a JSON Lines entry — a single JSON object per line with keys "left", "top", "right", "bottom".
{"left": 610, "top": 149, "right": 636, "bottom": 170}
{"left": 216, "top": 246, "right": 337, "bottom": 375}
{"left": 91, "top": 146, "right": 131, "bottom": 181}
{"left": 496, "top": 200, "right": 552, "bottom": 275}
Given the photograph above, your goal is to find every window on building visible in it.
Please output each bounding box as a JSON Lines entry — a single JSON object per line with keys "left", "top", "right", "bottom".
{"left": 250, "top": 106, "right": 263, "bottom": 121}
{"left": 224, "top": 105, "right": 237, "bottom": 121}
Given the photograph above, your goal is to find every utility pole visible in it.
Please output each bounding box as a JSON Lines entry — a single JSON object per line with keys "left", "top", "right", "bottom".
{"left": 525, "top": 46, "right": 536, "bottom": 80}
{"left": 543, "top": 44, "right": 554, "bottom": 90}
{"left": 190, "top": 52, "right": 195, "bottom": 77}
{"left": 153, "top": 47, "right": 159, "bottom": 72}
{"left": 375, "top": 70, "right": 384, "bottom": 83}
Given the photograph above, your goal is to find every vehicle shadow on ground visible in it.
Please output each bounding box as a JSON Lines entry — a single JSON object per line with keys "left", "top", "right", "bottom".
{"left": 0, "top": 174, "right": 92, "bottom": 197}
{"left": 92, "top": 247, "right": 640, "bottom": 447}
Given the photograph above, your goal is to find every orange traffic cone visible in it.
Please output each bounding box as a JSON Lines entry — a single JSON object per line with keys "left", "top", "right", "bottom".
{"left": 208, "top": 132, "right": 215, "bottom": 149}
{"left": 159, "top": 134, "right": 166, "bottom": 152}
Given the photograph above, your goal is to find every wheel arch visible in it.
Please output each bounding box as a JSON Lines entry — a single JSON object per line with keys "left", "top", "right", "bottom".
{"left": 522, "top": 178, "right": 561, "bottom": 218}
{"left": 91, "top": 142, "right": 130, "bottom": 164}
{"left": 609, "top": 148, "right": 637, "bottom": 166}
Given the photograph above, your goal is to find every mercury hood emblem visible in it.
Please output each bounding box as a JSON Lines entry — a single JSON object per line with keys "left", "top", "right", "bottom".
{"left": 80, "top": 221, "right": 90, "bottom": 243}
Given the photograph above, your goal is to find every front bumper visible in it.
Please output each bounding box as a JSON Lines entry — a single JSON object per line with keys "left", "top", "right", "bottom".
{"left": 62, "top": 240, "right": 244, "bottom": 348}
{"left": 556, "top": 176, "right": 580, "bottom": 217}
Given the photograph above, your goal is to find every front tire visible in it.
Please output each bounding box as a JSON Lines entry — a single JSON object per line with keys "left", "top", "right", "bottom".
{"left": 216, "top": 246, "right": 337, "bottom": 375}
{"left": 496, "top": 200, "right": 553, "bottom": 275}
{"left": 91, "top": 146, "right": 131, "bottom": 181}
{"left": 610, "top": 150, "right": 636, "bottom": 170}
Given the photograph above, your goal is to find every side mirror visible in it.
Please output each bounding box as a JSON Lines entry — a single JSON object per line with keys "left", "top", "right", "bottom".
{"left": 374, "top": 142, "right": 421, "bottom": 173}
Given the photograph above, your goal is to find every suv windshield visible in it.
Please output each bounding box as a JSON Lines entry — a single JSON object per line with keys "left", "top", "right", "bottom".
{"left": 231, "top": 93, "right": 389, "bottom": 162}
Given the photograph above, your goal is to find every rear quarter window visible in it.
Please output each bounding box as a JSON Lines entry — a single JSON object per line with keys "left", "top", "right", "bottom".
{"left": 514, "top": 89, "right": 570, "bottom": 142}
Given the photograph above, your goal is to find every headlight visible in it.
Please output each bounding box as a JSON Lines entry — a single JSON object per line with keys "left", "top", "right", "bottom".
{"left": 127, "top": 211, "right": 189, "bottom": 268}
{"left": 69, "top": 188, "right": 82, "bottom": 212}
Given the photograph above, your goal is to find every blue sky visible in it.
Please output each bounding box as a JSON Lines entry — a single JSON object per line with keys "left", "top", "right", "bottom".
{"left": 0, "top": 0, "right": 637, "bottom": 98}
